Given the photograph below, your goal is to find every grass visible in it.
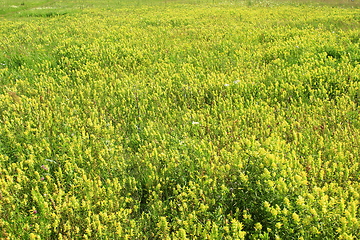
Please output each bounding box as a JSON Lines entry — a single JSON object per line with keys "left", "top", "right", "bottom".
{"left": 1, "top": 0, "right": 360, "bottom": 239}
{"left": 1, "top": 0, "right": 359, "bottom": 18}
{"left": 0, "top": 0, "right": 53, "bottom": 15}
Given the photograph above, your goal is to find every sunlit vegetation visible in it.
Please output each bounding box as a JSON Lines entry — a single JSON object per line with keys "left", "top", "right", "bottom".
{"left": 1, "top": 0, "right": 360, "bottom": 239}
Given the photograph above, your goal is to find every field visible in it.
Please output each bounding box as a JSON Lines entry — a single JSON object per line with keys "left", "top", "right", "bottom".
{"left": 1, "top": 0, "right": 360, "bottom": 239}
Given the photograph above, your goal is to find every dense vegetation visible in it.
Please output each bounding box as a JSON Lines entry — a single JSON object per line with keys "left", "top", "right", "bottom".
{"left": 1, "top": 0, "right": 360, "bottom": 239}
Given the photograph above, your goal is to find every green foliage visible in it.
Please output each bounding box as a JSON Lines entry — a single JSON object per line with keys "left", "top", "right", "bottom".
{"left": 1, "top": 0, "right": 360, "bottom": 239}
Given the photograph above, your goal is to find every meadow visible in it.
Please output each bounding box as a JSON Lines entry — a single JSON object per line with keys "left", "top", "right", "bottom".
{"left": 1, "top": 0, "right": 360, "bottom": 239}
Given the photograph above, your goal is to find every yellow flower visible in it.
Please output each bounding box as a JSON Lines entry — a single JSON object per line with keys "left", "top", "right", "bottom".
{"left": 254, "top": 222, "right": 262, "bottom": 231}
{"left": 29, "top": 233, "right": 39, "bottom": 240}
{"left": 292, "top": 213, "right": 300, "bottom": 224}
{"left": 275, "top": 222, "right": 282, "bottom": 229}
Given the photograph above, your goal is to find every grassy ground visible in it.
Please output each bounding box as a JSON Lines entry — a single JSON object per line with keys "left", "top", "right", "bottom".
{"left": 0, "top": 0, "right": 53, "bottom": 15}
{"left": 1, "top": 0, "right": 359, "bottom": 16}
{"left": 1, "top": 0, "right": 360, "bottom": 239}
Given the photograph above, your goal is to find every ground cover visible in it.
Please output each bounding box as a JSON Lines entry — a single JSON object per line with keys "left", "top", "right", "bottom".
{"left": 1, "top": 0, "right": 360, "bottom": 239}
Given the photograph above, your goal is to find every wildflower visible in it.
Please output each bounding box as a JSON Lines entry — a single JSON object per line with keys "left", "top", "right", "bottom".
{"left": 233, "top": 80, "right": 240, "bottom": 84}
{"left": 292, "top": 212, "right": 300, "bottom": 224}
{"left": 254, "top": 222, "right": 262, "bottom": 231}
{"left": 157, "top": 216, "right": 169, "bottom": 232}
{"left": 296, "top": 196, "right": 305, "bottom": 206}
{"left": 29, "top": 233, "right": 38, "bottom": 240}
{"left": 224, "top": 84, "right": 230, "bottom": 87}
{"left": 192, "top": 121, "right": 199, "bottom": 125}
{"left": 275, "top": 222, "right": 282, "bottom": 229}
{"left": 41, "top": 165, "right": 48, "bottom": 171}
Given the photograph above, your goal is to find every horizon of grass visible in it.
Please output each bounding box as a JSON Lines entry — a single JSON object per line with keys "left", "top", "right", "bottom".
{"left": 1, "top": 0, "right": 359, "bottom": 18}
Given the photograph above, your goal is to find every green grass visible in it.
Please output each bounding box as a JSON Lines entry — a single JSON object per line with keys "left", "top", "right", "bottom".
{"left": 0, "top": 0, "right": 53, "bottom": 15}
{"left": 1, "top": 0, "right": 359, "bottom": 18}
{"left": 1, "top": 0, "right": 360, "bottom": 239}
